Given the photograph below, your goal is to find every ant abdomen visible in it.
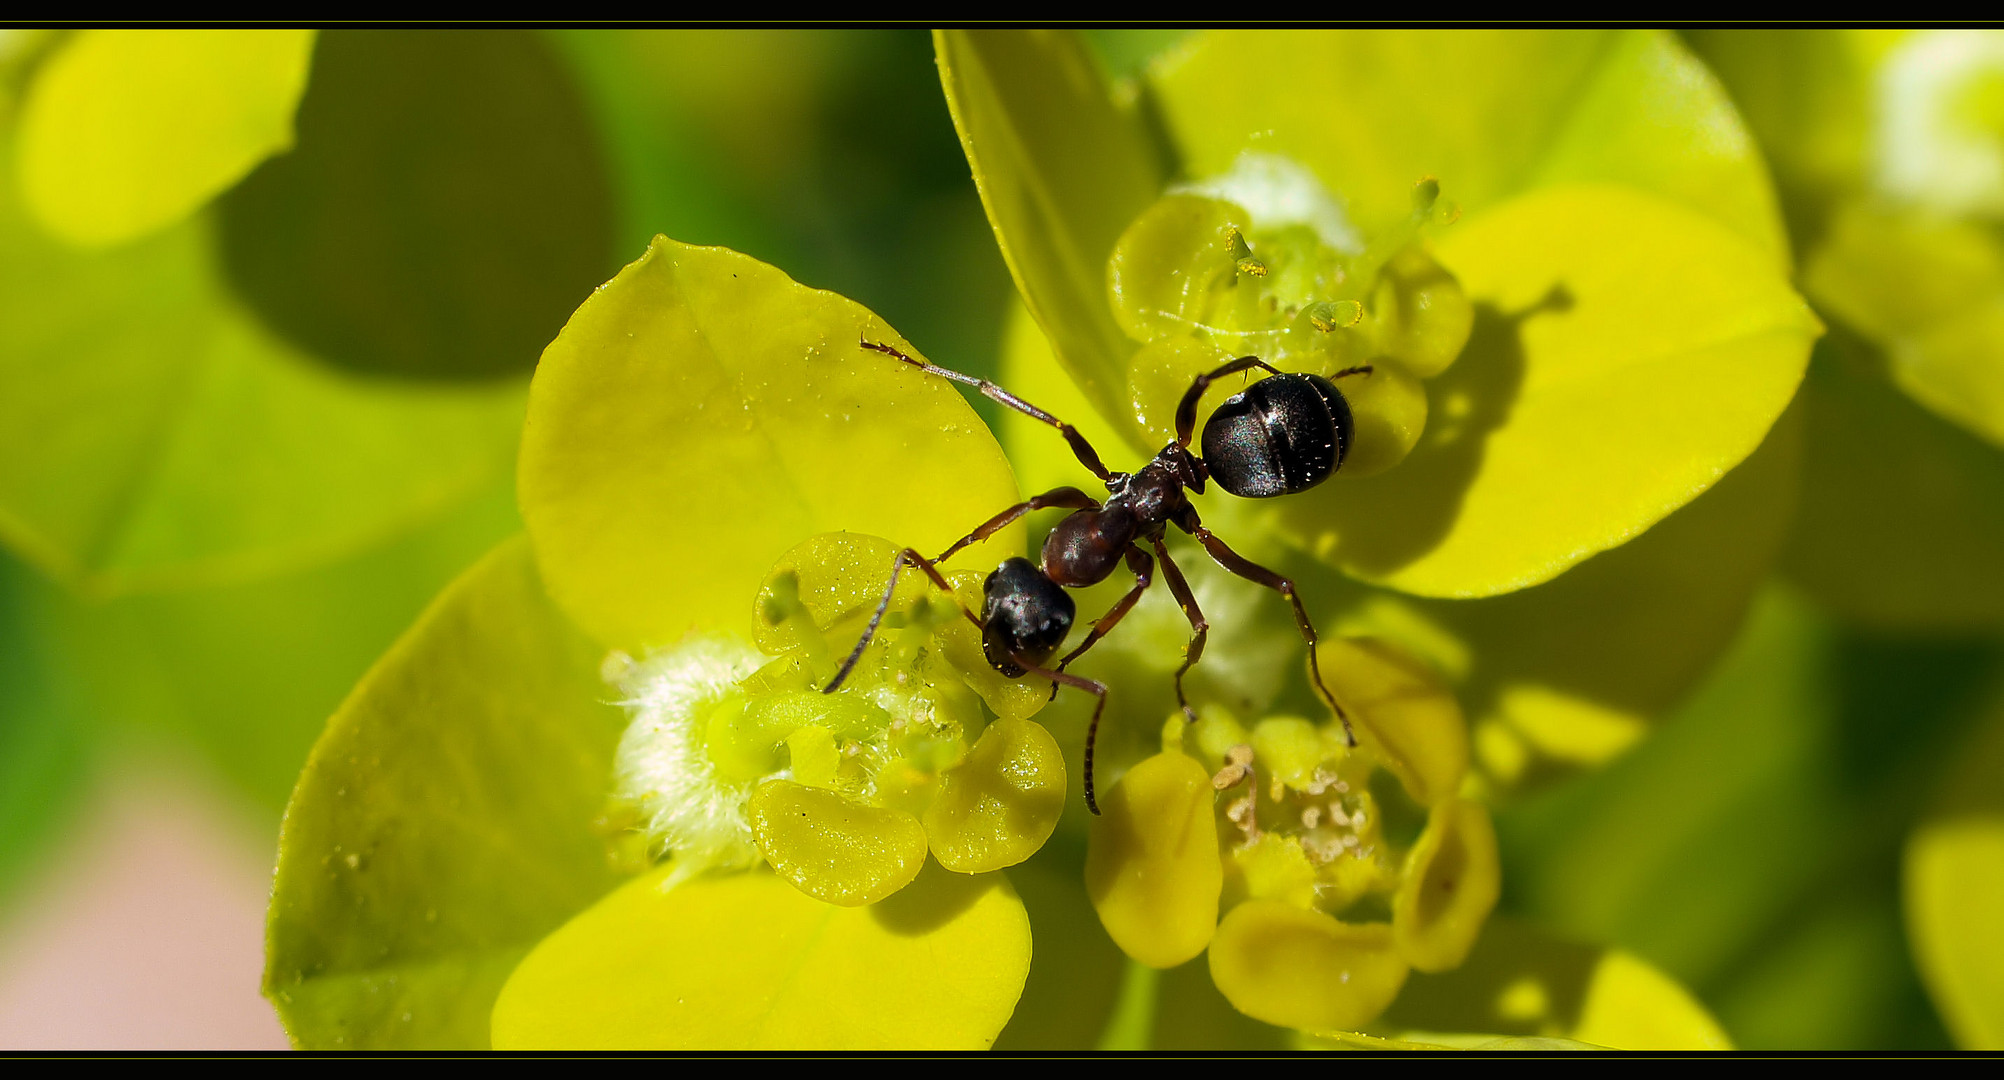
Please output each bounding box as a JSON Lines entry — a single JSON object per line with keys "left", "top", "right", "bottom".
{"left": 982, "top": 557, "right": 1076, "bottom": 677}
{"left": 1202, "top": 373, "right": 1353, "bottom": 498}
{"left": 1041, "top": 505, "right": 1136, "bottom": 588}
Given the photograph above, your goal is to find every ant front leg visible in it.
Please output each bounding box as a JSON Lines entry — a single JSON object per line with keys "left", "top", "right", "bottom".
{"left": 934, "top": 487, "right": 1100, "bottom": 566}
{"left": 824, "top": 546, "right": 982, "bottom": 694}
{"left": 1052, "top": 545, "right": 1155, "bottom": 677}
{"left": 859, "top": 338, "right": 1116, "bottom": 483}
{"left": 1011, "top": 656, "right": 1111, "bottom": 816}
{"left": 1174, "top": 508, "right": 1356, "bottom": 746}
{"left": 1150, "top": 540, "right": 1209, "bottom": 725}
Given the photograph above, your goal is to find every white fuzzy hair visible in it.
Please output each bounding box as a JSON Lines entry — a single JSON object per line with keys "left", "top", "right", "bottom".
{"left": 609, "top": 634, "right": 769, "bottom": 885}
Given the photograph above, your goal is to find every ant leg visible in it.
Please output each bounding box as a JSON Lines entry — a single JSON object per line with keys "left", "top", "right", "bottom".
{"left": 859, "top": 338, "right": 1115, "bottom": 482}
{"left": 1175, "top": 508, "right": 1356, "bottom": 746}
{"left": 822, "top": 543, "right": 1114, "bottom": 814}
{"left": 1052, "top": 545, "right": 1154, "bottom": 675}
{"left": 1175, "top": 356, "right": 1284, "bottom": 448}
{"left": 1332, "top": 365, "right": 1374, "bottom": 380}
{"left": 1150, "top": 540, "right": 1209, "bottom": 725}
{"left": 824, "top": 547, "right": 985, "bottom": 694}
{"left": 1005, "top": 657, "right": 1112, "bottom": 815}
{"left": 934, "top": 487, "right": 1100, "bottom": 566}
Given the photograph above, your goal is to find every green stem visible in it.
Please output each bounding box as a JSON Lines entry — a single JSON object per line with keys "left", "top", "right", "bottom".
{"left": 1095, "top": 957, "right": 1161, "bottom": 1051}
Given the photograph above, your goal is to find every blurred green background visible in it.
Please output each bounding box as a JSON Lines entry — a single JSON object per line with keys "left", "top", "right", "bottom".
{"left": 1, "top": 28, "right": 2002, "bottom": 1050}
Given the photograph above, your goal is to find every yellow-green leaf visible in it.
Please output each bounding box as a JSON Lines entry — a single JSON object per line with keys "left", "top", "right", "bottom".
{"left": 1905, "top": 692, "right": 2004, "bottom": 1049}
{"left": 518, "top": 236, "right": 1022, "bottom": 648}
{"left": 1402, "top": 401, "right": 1802, "bottom": 794}
{"left": 935, "top": 29, "right": 1164, "bottom": 451}
{"left": 1380, "top": 915, "right": 1732, "bottom": 1050}
{"left": 0, "top": 552, "right": 89, "bottom": 894}
{"left": 1807, "top": 204, "right": 2004, "bottom": 451}
{"left": 1693, "top": 30, "right": 2004, "bottom": 452}
{"left": 1682, "top": 29, "right": 1888, "bottom": 227}
{"left": 1151, "top": 30, "right": 1785, "bottom": 261}
{"left": 27, "top": 474, "right": 520, "bottom": 815}
{"left": 0, "top": 161, "right": 526, "bottom": 593}
{"left": 1259, "top": 184, "right": 1816, "bottom": 597}
{"left": 16, "top": 29, "right": 314, "bottom": 248}
{"left": 264, "top": 538, "right": 624, "bottom": 1049}
{"left": 490, "top": 860, "right": 1031, "bottom": 1050}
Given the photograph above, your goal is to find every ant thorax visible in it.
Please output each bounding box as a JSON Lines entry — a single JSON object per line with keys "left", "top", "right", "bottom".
{"left": 1111, "top": 454, "right": 1194, "bottom": 530}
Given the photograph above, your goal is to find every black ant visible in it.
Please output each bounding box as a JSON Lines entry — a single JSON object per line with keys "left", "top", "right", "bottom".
{"left": 824, "top": 338, "right": 1371, "bottom": 814}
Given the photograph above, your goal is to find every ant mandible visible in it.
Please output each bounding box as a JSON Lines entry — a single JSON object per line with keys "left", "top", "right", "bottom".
{"left": 824, "top": 337, "right": 1371, "bottom": 815}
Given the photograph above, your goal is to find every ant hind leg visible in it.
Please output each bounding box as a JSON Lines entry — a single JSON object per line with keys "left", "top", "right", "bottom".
{"left": 1177, "top": 510, "right": 1357, "bottom": 746}
{"left": 1151, "top": 540, "right": 1210, "bottom": 725}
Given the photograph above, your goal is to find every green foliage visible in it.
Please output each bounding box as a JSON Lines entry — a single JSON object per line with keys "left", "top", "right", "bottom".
{"left": 1500, "top": 585, "right": 1988, "bottom": 1048}
{"left": 1691, "top": 31, "right": 2004, "bottom": 464}
{"left": 218, "top": 31, "right": 617, "bottom": 380}
{"left": 0, "top": 36, "right": 534, "bottom": 596}
{"left": 1906, "top": 691, "right": 2004, "bottom": 1048}
{"left": 266, "top": 540, "right": 624, "bottom": 1049}
{"left": 0, "top": 552, "right": 88, "bottom": 896}
{"left": 10, "top": 25, "right": 2004, "bottom": 1055}
{"left": 15, "top": 29, "right": 315, "bottom": 248}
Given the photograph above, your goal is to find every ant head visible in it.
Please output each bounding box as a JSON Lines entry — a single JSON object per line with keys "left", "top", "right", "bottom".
{"left": 1200, "top": 372, "right": 1353, "bottom": 499}
{"left": 981, "top": 557, "right": 1075, "bottom": 676}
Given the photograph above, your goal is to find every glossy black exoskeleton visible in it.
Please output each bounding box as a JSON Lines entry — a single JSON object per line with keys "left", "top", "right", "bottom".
{"left": 981, "top": 556, "right": 1075, "bottom": 676}
{"left": 825, "top": 342, "right": 1370, "bottom": 813}
{"left": 1202, "top": 371, "right": 1354, "bottom": 498}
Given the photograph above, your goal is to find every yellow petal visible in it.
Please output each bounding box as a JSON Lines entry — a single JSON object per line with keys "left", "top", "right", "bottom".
{"left": 492, "top": 861, "right": 1031, "bottom": 1049}
{"left": 748, "top": 780, "right": 928, "bottom": 907}
{"left": 1393, "top": 799, "right": 1501, "bottom": 973}
{"left": 1318, "top": 637, "right": 1467, "bottom": 807}
{"left": 1085, "top": 752, "right": 1223, "bottom": 968}
{"left": 1208, "top": 902, "right": 1409, "bottom": 1032}
{"left": 926, "top": 717, "right": 1069, "bottom": 874}
{"left": 519, "top": 236, "right": 1022, "bottom": 648}
{"left": 16, "top": 29, "right": 316, "bottom": 247}
{"left": 1268, "top": 184, "right": 1817, "bottom": 598}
